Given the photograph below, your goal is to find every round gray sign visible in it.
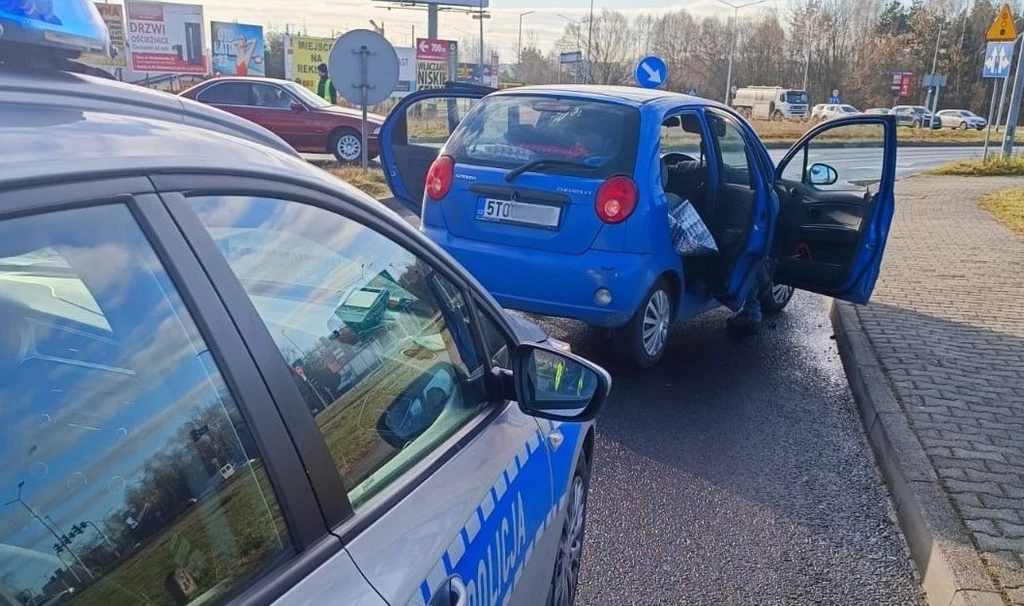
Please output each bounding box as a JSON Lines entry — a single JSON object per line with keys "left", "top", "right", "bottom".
{"left": 328, "top": 29, "right": 400, "bottom": 107}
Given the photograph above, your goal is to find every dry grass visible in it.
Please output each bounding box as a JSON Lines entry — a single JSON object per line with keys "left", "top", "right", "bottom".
{"left": 980, "top": 187, "right": 1024, "bottom": 240}
{"left": 325, "top": 165, "right": 391, "bottom": 199}
{"left": 928, "top": 156, "right": 1024, "bottom": 176}
{"left": 750, "top": 119, "right": 988, "bottom": 145}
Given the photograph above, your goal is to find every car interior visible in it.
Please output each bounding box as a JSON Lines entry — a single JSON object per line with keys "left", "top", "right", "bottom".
{"left": 659, "top": 112, "right": 760, "bottom": 299}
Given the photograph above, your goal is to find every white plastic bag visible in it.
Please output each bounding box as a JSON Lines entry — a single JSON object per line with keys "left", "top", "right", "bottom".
{"left": 668, "top": 200, "right": 718, "bottom": 257}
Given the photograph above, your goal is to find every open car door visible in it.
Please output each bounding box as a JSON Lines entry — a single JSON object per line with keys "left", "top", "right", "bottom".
{"left": 379, "top": 84, "right": 493, "bottom": 213}
{"left": 771, "top": 115, "right": 897, "bottom": 304}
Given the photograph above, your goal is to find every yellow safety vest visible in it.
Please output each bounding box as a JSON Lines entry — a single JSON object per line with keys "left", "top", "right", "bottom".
{"left": 319, "top": 77, "right": 333, "bottom": 103}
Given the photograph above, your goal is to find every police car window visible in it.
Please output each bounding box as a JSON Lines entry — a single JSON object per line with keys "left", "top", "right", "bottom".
{"left": 708, "top": 115, "right": 753, "bottom": 187}
{"left": 187, "top": 196, "right": 491, "bottom": 509}
{"left": 0, "top": 204, "right": 292, "bottom": 606}
{"left": 197, "top": 81, "right": 251, "bottom": 105}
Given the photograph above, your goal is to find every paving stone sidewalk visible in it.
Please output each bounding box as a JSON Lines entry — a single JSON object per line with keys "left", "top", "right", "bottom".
{"left": 853, "top": 175, "right": 1024, "bottom": 605}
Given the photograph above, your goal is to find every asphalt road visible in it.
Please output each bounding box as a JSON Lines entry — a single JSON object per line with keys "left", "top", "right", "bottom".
{"left": 523, "top": 295, "right": 924, "bottom": 606}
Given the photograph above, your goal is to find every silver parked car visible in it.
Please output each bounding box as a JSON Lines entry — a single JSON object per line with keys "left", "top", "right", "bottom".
{"left": 935, "top": 109, "right": 987, "bottom": 130}
{"left": 0, "top": 9, "right": 608, "bottom": 606}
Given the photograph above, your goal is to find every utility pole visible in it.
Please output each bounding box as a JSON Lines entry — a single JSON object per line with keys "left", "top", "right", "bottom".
{"left": 427, "top": 4, "right": 437, "bottom": 39}
{"left": 925, "top": 23, "right": 942, "bottom": 110}
{"left": 585, "top": 0, "right": 594, "bottom": 84}
{"left": 478, "top": 0, "right": 484, "bottom": 83}
{"left": 5, "top": 482, "right": 93, "bottom": 580}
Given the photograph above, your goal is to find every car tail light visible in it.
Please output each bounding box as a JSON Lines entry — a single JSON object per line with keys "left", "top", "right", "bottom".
{"left": 425, "top": 155, "right": 455, "bottom": 201}
{"left": 595, "top": 175, "right": 638, "bottom": 223}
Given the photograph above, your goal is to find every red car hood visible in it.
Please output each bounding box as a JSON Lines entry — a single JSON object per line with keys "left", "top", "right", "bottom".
{"left": 317, "top": 104, "right": 386, "bottom": 125}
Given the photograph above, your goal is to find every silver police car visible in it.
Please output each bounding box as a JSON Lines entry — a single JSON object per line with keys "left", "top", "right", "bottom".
{"left": 0, "top": 5, "right": 607, "bottom": 606}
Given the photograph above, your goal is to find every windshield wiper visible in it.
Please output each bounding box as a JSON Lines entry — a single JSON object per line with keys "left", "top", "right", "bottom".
{"left": 505, "top": 159, "right": 597, "bottom": 182}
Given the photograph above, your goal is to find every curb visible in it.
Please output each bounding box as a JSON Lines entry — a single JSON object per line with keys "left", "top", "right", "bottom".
{"left": 830, "top": 301, "right": 1006, "bottom": 606}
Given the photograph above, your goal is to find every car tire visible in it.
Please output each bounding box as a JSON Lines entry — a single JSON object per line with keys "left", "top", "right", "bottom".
{"left": 613, "top": 279, "right": 671, "bottom": 368}
{"left": 759, "top": 279, "right": 795, "bottom": 314}
{"left": 547, "top": 455, "right": 590, "bottom": 606}
{"left": 772, "top": 109, "right": 784, "bottom": 121}
{"left": 959, "top": 121, "right": 968, "bottom": 130}
{"left": 331, "top": 129, "right": 362, "bottom": 163}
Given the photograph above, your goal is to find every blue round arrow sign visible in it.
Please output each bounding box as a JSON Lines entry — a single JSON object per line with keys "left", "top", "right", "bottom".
{"left": 635, "top": 55, "right": 667, "bottom": 89}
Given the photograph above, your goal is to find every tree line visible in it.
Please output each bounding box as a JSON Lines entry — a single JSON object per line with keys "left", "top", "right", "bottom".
{"left": 516, "top": 0, "right": 1022, "bottom": 116}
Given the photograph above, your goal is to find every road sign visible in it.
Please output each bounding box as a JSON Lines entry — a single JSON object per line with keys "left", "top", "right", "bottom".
{"left": 987, "top": 3, "right": 1017, "bottom": 41}
{"left": 686, "top": 86, "right": 698, "bottom": 96}
{"left": 984, "top": 41, "right": 1015, "bottom": 78}
{"left": 891, "top": 72, "right": 902, "bottom": 91}
{"left": 559, "top": 50, "right": 583, "bottom": 64}
{"left": 635, "top": 55, "right": 667, "bottom": 89}
{"left": 328, "top": 29, "right": 399, "bottom": 167}
{"left": 922, "top": 73, "right": 948, "bottom": 87}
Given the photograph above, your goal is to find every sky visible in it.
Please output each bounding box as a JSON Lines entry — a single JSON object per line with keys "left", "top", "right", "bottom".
{"left": 195, "top": 0, "right": 789, "bottom": 60}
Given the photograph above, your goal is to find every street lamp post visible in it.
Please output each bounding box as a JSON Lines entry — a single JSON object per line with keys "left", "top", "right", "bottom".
{"left": 713, "top": 0, "right": 772, "bottom": 105}
{"left": 585, "top": 0, "right": 594, "bottom": 84}
{"left": 517, "top": 11, "right": 534, "bottom": 66}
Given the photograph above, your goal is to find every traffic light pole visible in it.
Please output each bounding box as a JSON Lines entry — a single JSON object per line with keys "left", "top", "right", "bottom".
{"left": 1000, "top": 34, "right": 1024, "bottom": 158}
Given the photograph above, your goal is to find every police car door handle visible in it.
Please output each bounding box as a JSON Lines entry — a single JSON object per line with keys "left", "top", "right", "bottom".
{"left": 547, "top": 430, "right": 565, "bottom": 451}
{"left": 428, "top": 575, "right": 468, "bottom": 606}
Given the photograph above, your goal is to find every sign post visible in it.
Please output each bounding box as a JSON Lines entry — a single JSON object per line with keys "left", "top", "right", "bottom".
{"left": 1000, "top": 35, "right": 1023, "bottom": 159}
{"left": 328, "top": 30, "right": 399, "bottom": 168}
{"left": 982, "top": 41, "right": 1015, "bottom": 158}
{"left": 983, "top": 3, "right": 1019, "bottom": 158}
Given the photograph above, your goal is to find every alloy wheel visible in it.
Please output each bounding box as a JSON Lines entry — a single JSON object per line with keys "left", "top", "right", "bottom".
{"left": 642, "top": 289, "right": 670, "bottom": 357}
{"left": 551, "top": 475, "right": 586, "bottom": 606}
{"left": 336, "top": 133, "right": 361, "bottom": 161}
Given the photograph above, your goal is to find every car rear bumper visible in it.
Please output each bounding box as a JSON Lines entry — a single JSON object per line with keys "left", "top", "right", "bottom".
{"left": 423, "top": 226, "right": 655, "bottom": 327}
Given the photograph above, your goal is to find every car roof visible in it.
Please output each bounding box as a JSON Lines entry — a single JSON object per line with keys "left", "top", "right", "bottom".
{"left": 0, "top": 67, "right": 297, "bottom": 157}
{"left": 489, "top": 84, "right": 722, "bottom": 110}
{"left": 183, "top": 75, "right": 304, "bottom": 91}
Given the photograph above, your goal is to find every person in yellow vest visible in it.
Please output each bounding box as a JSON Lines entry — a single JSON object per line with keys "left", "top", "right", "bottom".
{"left": 316, "top": 63, "right": 337, "bottom": 104}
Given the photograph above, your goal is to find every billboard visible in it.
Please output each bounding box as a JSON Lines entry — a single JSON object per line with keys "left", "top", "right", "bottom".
{"left": 416, "top": 38, "right": 458, "bottom": 90}
{"left": 380, "top": 0, "right": 487, "bottom": 5}
{"left": 393, "top": 47, "right": 415, "bottom": 97}
{"left": 211, "top": 21, "right": 265, "bottom": 77}
{"left": 125, "top": 1, "right": 206, "bottom": 74}
{"left": 284, "top": 35, "right": 336, "bottom": 92}
{"left": 82, "top": 3, "right": 127, "bottom": 67}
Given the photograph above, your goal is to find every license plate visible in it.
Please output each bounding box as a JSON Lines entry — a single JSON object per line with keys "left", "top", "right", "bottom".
{"left": 476, "top": 198, "right": 561, "bottom": 228}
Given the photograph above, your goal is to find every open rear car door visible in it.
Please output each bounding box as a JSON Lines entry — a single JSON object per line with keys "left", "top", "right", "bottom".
{"left": 378, "top": 83, "right": 493, "bottom": 213}
{"left": 771, "top": 115, "right": 897, "bottom": 304}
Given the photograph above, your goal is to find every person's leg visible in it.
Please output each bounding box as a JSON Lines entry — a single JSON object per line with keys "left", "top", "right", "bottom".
{"left": 727, "top": 265, "right": 769, "bottom": 332}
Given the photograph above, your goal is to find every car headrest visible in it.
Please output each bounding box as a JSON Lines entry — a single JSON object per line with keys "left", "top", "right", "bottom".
{"left": 660, "top": 157, "right": 669, "bottom": 188}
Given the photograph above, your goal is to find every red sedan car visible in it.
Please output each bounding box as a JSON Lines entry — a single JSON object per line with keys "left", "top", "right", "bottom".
{"left": 180, "top": 77, "right": 384, "bottom": 162}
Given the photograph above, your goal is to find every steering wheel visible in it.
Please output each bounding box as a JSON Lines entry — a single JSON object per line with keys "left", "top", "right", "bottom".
{"left": 661, "top": 152, "right": 698, "bottom": 166}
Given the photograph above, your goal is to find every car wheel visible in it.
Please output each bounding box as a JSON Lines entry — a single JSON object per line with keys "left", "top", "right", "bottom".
{"left": 613, "top": 279, "right": 671, "bottom": 368}
{"left": 548, "top": 456, "right": 590, "bottom": 606}
{"left": 759, "top": 280, "right": 795, "bottom": 314}
{"left": 959, "top": 121, "right": 968, "bottom": 130}
{"left": 332, "top": 130, "right": 362, "bottom": 163}
{"left": 772, "top": 110, "right": 784, "bottom": 121}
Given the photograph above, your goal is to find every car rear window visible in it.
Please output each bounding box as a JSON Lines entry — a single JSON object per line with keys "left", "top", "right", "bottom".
{"left": 444, "top": 94, "right": 640, "bottom": 178}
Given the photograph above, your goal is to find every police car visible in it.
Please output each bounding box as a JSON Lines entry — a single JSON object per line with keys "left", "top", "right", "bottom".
{"left": 0, "top": 4, "right": 608, "bottom": 606}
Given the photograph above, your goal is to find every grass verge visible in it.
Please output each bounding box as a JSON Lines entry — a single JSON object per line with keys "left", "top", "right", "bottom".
{"left": 980, "top": 188, "right": 1024, "bottom": 240}
{"left": 324, "top": 164, "right": 391, "bottom": 198}
{"left": 927, "top": 157, "right": 1024, "bottom": 176}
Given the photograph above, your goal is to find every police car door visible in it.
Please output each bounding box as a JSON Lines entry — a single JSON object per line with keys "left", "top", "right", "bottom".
{"left": 343, "top": 297, "right": 557, "bottom": 606}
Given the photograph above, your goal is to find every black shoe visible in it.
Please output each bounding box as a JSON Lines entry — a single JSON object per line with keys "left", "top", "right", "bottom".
{"left": 726, "top": 312, "right": 762, "bottom": 334}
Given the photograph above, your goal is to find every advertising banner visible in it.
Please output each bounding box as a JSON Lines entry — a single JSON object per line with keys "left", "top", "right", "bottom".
{"left": 125, "top": 1, "right": 206, "bottom": 74}
{"left": 393, "top": 47, "right": 415, "bottom": 97}
{"left": 211, "top": 21, "right": 265, "bottom": 76}
{"left": 416, "top": 38, "right": 458, "bottom": 90}
{"left": 82, "top": 3, "right": 127, "bottom": 67}
{"left": 284, "top": 35, "right": 336, "bottom": 91}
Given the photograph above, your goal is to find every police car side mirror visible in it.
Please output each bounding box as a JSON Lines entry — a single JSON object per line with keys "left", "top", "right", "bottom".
{"left": 503, "top": 343, "right": 610, "bottom": 423}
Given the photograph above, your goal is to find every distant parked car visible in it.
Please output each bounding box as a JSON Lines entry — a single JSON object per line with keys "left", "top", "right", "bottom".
{"left": 181, "top": 77, "right": 385, "bottom": 162}
{"left": 864, "top": 107, "right": 892, "bottom": 115}
{"left": 892, "top": 105, "right": 941, "bottom": 129}
{"left": 936, "top": 109, "right": 987, "bottom": 130}
{"left": 813, "top": 104, "right": 861, "bottom": 121}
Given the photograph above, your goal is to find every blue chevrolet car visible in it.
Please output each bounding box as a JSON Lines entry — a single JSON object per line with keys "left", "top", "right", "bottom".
{"left": 380, "top": 85, "right": 897, "bottom": 367}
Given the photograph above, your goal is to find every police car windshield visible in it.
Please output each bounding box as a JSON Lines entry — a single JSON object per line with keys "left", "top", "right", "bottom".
{"left": 445, "top": 94, "right": 640, "bottom": 179}
{"left": 285, "top": 81, "right": 330, "bottom": 108}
